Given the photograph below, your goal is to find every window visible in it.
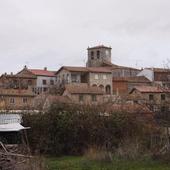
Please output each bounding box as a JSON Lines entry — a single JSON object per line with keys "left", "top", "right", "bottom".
{"left": 95, "top": 74, "right": 99, "bottom": 80}
{"left": 71, "top": 74, "right": 77, "bottom": 83}
{"left": 106, "top": 85, "right": 111, "bottom": 94}
{"left": 97, "top": 50, "right": 100, "bottom": 58}
{"left": 99, "top": 85, "right": 104, "bottom": 91}
{"left": 161, "top": 94, "right": 166, "bottom": 101}
{"left": 28, "top": 80, "right": 32, "bottom": 86}
{"left": 10, "top": 98, "right": 15, "bottom": 104}
{"left": 91, "top": 56, "right": 94, "bottom": 60}
{"left": 42, "top": 80, "right": 47, "bottom": 85}
{"left": 79, "top": 95, "right": 84, "bottom": 102}
{"left": 91, "top": 51, "right": 94, "bottom": 57}
{"left": 103, "top": 75, "right": 107, "bottom": 80}
{"left": 50, "top": 80, "right": 54, "bottom": 85}
{"left": 43, "top": 87, "right": 47, "bottom": 92}
{"left": 92, "top": 95, "right": 97, "bottom": 102}
{"left": 23, "top": 98, "right": 27, "bottom": 103}
{"left": 149, "top": 94, "right": 154, "bottom": 101}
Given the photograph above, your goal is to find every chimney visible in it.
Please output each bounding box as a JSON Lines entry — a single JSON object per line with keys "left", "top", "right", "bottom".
{"left": 24, "top": 65, "right": 27, "bottom": 69}
{"left": 11, "top": 72, "right": 13, "bottom": 75}
{"left": 44, "top": 67, "right": 47, "bottom": 71}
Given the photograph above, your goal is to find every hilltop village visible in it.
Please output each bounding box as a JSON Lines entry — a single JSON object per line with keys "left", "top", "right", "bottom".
{"left": 0, "top": 45, "right": 169, "bottom": 112}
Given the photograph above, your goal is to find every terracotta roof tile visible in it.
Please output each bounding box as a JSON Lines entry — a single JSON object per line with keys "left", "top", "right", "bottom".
{"left": 28, "top": 69, "right": 55, "bottom": 77}
{"left": 132, "top": 86, "right": 170, "bottom": 93}
{"left": 57, "top": 66, "right": 112, "bottom": 74}
{"left": 112, "top": 76, "right": 151, "bottom": 83}
{"left": 65, "top": 83, "right": 104, "bottom": 94}
{"left": 0, "top": 88, "right": 35, "bottom": 97}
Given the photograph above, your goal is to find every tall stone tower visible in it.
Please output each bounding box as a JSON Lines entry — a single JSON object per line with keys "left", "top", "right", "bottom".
{"left": 86, "top": 45, "right": 112, "bottom": 67}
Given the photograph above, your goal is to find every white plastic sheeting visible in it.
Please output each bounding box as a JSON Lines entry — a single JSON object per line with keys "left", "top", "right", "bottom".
{"left": 0, "top": 123, "right": 30, "bottom": 132}
{"left": 0, "top": 114, "right": 21, "bottom": 124}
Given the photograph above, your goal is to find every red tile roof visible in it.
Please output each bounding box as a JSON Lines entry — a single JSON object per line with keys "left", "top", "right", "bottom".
{"left": 113, "top": 76, "right": 151, "bottom": 83}
{"left": 28, "top": 69, "right": 55, "bottom": 77}
{"left": 62, "top": 66, "right": 88, "bottom": 73}
{"left": 57, "top": 66, "right": 112, "bottom": 74}
{"left": 0, "top": 88, "right": 35, "bottom": 97}
{"left": 131, "top": 86, "right": 170, "bottom": 93}
{"left": 65, "top": 83, "right": 104, "bottom": 94}
{"left": 102, "top": 60, "right": 140, "bottom": 70}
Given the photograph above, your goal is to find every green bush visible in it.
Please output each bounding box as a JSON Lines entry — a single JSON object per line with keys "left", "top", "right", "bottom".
{"left": 23, "top": 103, "right": 155, "bottom": 156}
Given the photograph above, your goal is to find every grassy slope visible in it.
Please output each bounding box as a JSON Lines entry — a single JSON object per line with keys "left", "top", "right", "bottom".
{"left": 47, "top": 156, "right": 170, "bottom": 170}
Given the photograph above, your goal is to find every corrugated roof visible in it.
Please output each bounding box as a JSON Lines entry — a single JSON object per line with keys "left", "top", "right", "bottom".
{"left": 65, "top": 83, "right": 104, "bottom": 94}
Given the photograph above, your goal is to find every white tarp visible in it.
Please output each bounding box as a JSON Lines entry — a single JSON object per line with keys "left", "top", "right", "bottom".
{"left": 0, "top": 114, "right": 21, "bottom": 124}
{"left": 0, "top": 123, "right": 29, "bottom": 132}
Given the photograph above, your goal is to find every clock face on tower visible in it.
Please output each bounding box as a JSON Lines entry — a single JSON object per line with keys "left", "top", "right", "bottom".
{"left": 105, "top": 50, "right": 109, "bottom": 57}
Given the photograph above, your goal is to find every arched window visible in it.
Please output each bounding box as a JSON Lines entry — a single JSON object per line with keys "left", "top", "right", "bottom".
{"left": 99, "top": 84, "right": 104, "bottom": 91}
{"left": 92, "top": 84, "right": 97, "bottom": 87}
{"left": 106, "top": 85, "right": 111, "bottom": 94}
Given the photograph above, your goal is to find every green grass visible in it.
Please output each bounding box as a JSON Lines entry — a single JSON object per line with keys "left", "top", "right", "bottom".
{"left": 47, "top": 156, "right": 170, "bottom": 170}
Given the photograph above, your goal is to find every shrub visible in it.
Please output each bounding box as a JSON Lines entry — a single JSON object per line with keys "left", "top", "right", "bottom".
{"left": 23, "top": 103, "right": 156, "bottom": 156}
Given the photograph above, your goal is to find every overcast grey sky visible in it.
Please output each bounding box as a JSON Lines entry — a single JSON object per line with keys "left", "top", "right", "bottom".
{"left": 0, "top": 0, "right": 170, "bottom": 73}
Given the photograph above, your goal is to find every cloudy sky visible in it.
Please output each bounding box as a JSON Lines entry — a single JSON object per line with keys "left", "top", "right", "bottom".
{"left": 0, "top": 0, "right": 170, "bottom": 73}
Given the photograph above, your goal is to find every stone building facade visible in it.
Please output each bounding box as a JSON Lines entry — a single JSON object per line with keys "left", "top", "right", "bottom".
{"left": 129, "top": 86, "right": 170, "bottom": 111}
{"left": 62, "top": 83, "right": 104, "bottom": 104}
{"left": 0, "top": 73, "right": 36, "bottom": 89}
{"left": 17, "top": 66, "right": 56, "bottom": 94}
{"left": 0, "top": 88, "right": 35, "bottom": 110}
{"left": 56, "top": 66, "right": 113, "bottom": 95}
{"left": 86, "top": 45, "right": 112, "bottom": 67}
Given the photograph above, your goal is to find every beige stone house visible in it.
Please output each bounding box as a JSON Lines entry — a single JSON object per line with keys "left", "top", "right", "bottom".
{"left": 62, "top": 83, "right": 104, "bottom": 104}
{"left": 0, "top": 73, "right": 36, "bottom": 89}
{"left": 56, "top": 66, "right": 113, "bottom": 95}
{"left": 129, "top": 86, "right": 170, "bottom": 111}
{"left": 0, "top": 88, "right": 35, "bottom": 110}
{"left": 17, "top": 66, "right": 56, "bottom": 94}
